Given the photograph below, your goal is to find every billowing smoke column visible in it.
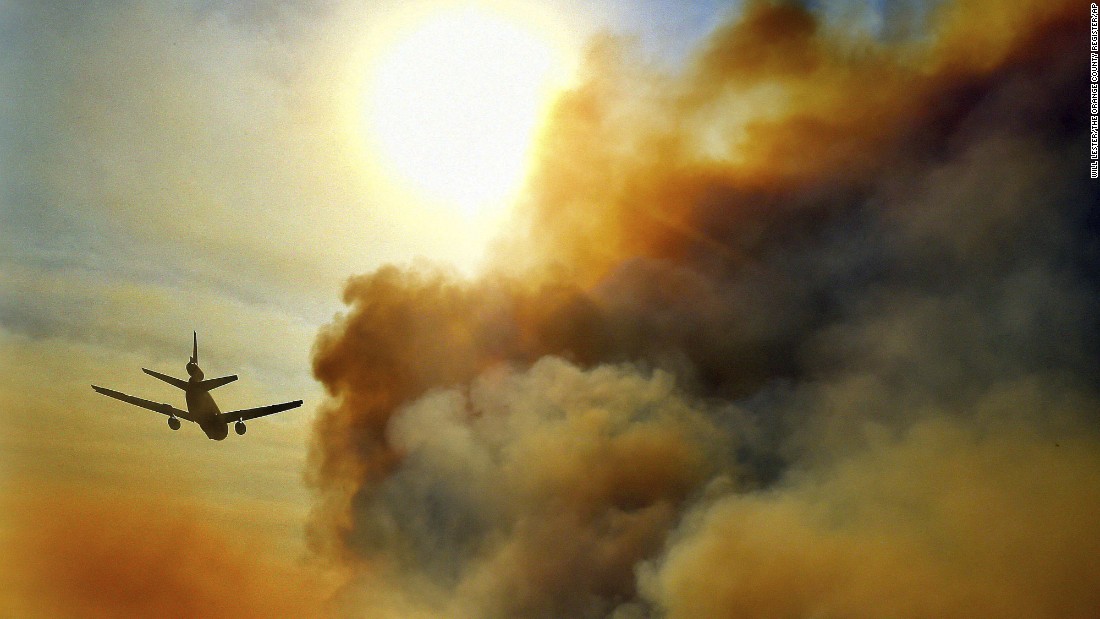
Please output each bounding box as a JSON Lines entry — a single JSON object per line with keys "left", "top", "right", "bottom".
{"left": 310, "top": 1, "right": 1100, "bottom": 616}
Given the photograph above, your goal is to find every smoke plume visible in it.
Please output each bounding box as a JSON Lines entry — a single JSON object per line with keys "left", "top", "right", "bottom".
{"left": 309, "top": 1, "right": 1100, "bottom": 616}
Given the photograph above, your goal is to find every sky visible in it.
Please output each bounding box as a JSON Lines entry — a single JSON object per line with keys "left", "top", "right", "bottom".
{"left": 2, "top": 0, "right": 1099, "bottom": 617}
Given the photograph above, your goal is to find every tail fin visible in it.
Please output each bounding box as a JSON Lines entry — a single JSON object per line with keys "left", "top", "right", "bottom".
{"left": 191, "top": 331, "right": 198, "bottom": 365}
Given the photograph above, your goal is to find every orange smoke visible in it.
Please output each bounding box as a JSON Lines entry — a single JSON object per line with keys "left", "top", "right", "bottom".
{"left": 505, "top": 0, "right": 1082, "bottom": 283}
{"left": 307, "top": 0, "right": 1097, "bottom": 616}
{"left": 645, "top": 423, "right": 1100, "bottom": 619}
{"left": 4, "top": 487, "right": 328, "bottom": 618}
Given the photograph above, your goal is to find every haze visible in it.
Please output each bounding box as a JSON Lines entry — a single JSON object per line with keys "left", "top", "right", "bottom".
{"left": 3, "top": 0, "right": 1098, "bottom": 617}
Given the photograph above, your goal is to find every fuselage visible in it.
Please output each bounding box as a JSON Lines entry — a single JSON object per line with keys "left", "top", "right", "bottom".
{"left": 186, "top": 361, "right": 228, "bottom": 440}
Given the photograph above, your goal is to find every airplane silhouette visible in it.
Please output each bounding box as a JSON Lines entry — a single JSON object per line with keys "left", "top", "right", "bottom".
{"left": 92, "top": 332, "right": 302, "bottom": 440}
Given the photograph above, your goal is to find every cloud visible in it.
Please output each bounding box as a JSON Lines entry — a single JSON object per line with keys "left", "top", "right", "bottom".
{"left": 304, "top": 0, "right": 1100, "bottom": 616}
{"left": 0, "top": 0, "right": 450, "bottom": 327}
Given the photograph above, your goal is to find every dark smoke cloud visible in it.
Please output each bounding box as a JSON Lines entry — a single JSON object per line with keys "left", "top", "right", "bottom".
{"left": 309, "top": 1, "right": 1100, "bottom": 616}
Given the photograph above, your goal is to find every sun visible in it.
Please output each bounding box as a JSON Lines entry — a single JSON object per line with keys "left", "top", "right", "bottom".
{"left": 363, "top": 3, "right": 573, "bottom": 221}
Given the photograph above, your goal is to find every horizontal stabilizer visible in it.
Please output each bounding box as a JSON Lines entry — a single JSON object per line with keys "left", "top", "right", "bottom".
{"left": 220, "top": 400, "right": 303, "bottom": 423}
{"left": 196, "top": 375, "right": 238, "bottom": 391}
{"left": 142, "top": 368, "right": 189, "bottom": 390}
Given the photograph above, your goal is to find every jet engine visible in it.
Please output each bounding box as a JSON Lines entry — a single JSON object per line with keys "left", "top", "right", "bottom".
{"left": 186, "top": 362, "right": 204, "bottom": 381}
{"left": 168, "top": 416, "right": 181, "bottom": 431}
{"left": 235, "top": 420, "right": 246, "bottom": 435}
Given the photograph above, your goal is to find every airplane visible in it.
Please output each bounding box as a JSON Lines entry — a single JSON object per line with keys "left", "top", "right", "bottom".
{"left": 91, "top": 332, "right": 303, "bottom": 440}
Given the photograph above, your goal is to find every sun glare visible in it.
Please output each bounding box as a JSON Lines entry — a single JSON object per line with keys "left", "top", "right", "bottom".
{"left": 363, "top": 4, "right": 573, "bottom": 224}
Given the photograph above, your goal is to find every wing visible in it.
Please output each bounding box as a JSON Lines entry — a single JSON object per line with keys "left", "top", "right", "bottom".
{"left": 92, "top": 385, "right": 195, "bottom": 422}
{"left": 219, "top": 400, "right": 303, "bottom": 423}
